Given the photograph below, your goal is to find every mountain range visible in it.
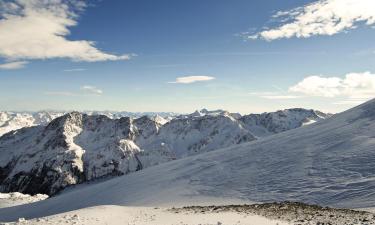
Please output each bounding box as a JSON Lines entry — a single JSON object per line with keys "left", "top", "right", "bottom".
{"left": 0, "top": 108, "right": 331, "bottom": 195}
{"left": 0, "top": 111, "right": 177, "bottom": 137}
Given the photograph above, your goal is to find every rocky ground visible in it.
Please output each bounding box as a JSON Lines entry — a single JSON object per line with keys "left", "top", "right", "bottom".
{"left": 1, "top": 200, "right": 374, "bottom": 224}
{"left": 170, "top": 202, "right": 375, "bottom": 225}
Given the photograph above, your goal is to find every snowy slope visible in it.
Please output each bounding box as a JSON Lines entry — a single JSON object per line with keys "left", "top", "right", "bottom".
{"left": 0, "top": 99, "right": 373, "bottom": 221}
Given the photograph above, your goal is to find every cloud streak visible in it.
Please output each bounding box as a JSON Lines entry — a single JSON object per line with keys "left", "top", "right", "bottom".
{"left": 0, "top": 0, "right": 131, "bottom": 62}
{"left": 0, "top": 61, "right": 28, "bottom": 70}
{"left": 44, "top": 85, "right": 103, "bottom": 97}
{"left": 249, "top": 0, "right": 375, "bottom": 40}
{"left": 168, "top": 76, "right": 215, "bottom": 84}
{"left": 80, "top": 85, "right": 103, "bottom": 95}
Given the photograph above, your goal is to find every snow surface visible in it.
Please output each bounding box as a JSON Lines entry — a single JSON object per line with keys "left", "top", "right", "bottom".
{"left": 2, "top": 206, "right": 287, "bottom": 225}
{"left": 0, "top": 99, "right": 373, "bottom": 222}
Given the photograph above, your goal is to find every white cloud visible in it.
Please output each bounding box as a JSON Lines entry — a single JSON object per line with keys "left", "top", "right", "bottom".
{"left": 80, "top": 85, "right": 103, "bottom": 95}
{"left": 168, "top": 76, "right": 215, "bottom": 84}
{"left": 0, "top": 0, "right": 130, "bottom": 62}
{"left": 0, "top": 61, "right": 28, "bottom": 70}
{"left": 289, "top": 72, "right": 375, "bottom": 101}
{"left": 289, "top": 76, "right": 343, "bottom": 97}
{"left": 250, "top": 0, "right": 375, "bottom": 41}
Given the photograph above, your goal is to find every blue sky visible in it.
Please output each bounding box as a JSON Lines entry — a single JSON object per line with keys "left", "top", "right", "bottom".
{"left": 1, "top": 0, "right": 375, "bottom": 113}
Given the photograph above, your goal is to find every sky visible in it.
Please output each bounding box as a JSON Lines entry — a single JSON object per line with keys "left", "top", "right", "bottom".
{"left": 1, "top": 0, "right": 375, "bottom": 114}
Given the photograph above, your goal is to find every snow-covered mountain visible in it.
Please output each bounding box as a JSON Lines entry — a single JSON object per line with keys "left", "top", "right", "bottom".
{"left": 0, "top": 108, "right": 330, "bottom": 195}
{"left": 0, "top": 111, "right": 65, "bottom": 137}
{"left": 240, "top": 108, "right": 332, "bottom": 137}
{"left": 0, "top": 111, "right": 176, "bottom": 137}
{"left": 0, "top": 112, "right": 254, "bottom": 195}
{"left": 0, "top": 99, "right": 373, "bottom": 221}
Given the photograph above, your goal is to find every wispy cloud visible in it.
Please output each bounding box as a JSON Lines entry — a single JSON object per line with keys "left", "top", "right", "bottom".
{"left": 44, "top": 85, "right": 103, "bottom": 97}
{"left": 0, "top": 0, "right": 131, "bottom": 63}
{"left": 63, "top": 68, "right": 86, "bottom": 72}
{"left": 0, "top": 61, "right": 28, "bottom": 70}
{"left": 80, "top": 85, "right": 103, "bottom": 95}
{"left": 168, "top": 76, "right": 215, "bottom": 84}
{"left": 249, "top": 0, "right": 375, "bottom": 41}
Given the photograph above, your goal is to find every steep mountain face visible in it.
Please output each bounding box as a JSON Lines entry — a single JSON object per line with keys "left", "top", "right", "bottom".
{"left": 240, "top": 108, "right": 332, "bottom": 137}
{"left": 0, "top": 113, "right": 169, "bottom": 195}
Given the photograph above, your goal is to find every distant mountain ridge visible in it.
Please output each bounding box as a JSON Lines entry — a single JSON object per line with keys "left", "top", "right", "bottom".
{"left": 0, "top": 108, "right": 331, "bottom": 195}
{"left": 0, "top": 111, "right": 177, "bottom": 137}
